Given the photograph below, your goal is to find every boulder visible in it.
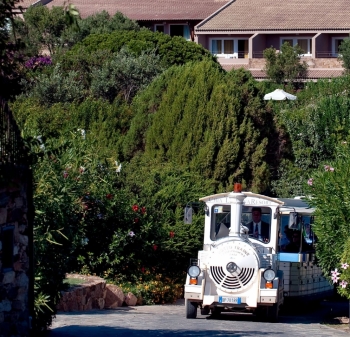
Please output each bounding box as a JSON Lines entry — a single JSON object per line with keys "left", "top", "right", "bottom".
{"left": 104, "top": 284, "right": 125, "bottom": 309}
{"left": 124, "top": 292, "right": 137, "bottom": 306}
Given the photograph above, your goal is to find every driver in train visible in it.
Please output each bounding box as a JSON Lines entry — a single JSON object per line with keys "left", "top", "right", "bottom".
{"left": 247, "top": 207, "right": 270, "bottom": 242}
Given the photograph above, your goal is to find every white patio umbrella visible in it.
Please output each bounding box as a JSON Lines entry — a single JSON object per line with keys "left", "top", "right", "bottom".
{"left": 263, "top": 89, "right": 297, "bottom": 101}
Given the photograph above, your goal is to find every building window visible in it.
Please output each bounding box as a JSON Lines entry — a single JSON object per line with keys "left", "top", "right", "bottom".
{"left": 333, "top": 37, "right": 344, "bottom": 56}
{"left": 281, "top": 38, "right": 312, "bottom": 56}
{"left": 210, "top": 38, "right": 249, "bottom": 58}
{"left": 155, "top": 25, "right": 164, "bottom": 33}
{"left": 169, "top": 25, "right": 190, "bottom": 40}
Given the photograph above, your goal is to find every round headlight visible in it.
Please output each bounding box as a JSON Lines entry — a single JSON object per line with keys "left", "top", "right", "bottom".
{"left": 263, "top": 268, "right": 276, "bottom": 281}
{"left": 188, "top": 265, "right": 201, "bottom": 278}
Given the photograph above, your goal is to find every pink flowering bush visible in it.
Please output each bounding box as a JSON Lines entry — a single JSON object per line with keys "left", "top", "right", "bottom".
{"left": 333, "top": 238, "right": 350, "bottom": 298}
{"left": 306, "top": 142, "right": 350, "bottom": 298}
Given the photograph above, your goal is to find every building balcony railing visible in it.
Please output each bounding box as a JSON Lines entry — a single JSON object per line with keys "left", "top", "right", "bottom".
{"left": 253, "top": 51, "right": 338, "bottom": 58}
{"left": 315, "top": 52, "right": 338, "bottom": 58}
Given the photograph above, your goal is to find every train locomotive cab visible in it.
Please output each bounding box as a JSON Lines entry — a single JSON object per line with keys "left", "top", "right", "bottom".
{"left": 184, "top": 190, "right": 284, "bottom": 320}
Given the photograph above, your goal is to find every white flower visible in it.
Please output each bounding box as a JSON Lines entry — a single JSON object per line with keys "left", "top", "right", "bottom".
{"left": 81, "top": 238, "right": 89, "bottom": 245}
{"left": 77, "top": 128, "right": 86, "bottom": 139}
{"left": 128, "top": 231, "right": 135, "bottom": 237}
{"left": 115, "top": 161, "right": 122, "bottom": 173}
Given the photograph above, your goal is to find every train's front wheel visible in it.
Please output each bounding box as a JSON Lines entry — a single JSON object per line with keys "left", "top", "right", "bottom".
{"left": 185, "top": 300, "right": 198, "bottom": 319}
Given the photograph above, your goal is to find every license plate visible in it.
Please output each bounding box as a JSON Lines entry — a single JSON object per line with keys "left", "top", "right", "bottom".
{"left": 218, "top": 296, "right": 241, "bottom": 304}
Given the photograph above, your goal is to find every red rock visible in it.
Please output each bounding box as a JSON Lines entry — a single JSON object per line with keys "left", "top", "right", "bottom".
{"left": 104, "top": 284, "right": 125, "bottom": 309}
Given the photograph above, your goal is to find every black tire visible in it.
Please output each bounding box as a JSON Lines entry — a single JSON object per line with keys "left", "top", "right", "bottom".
{"left": 185, "top": 300, "right": 197, "bottom": 319}
{"left": 267, "top": 304, "right": 279, "bottom": 322}
{"left": 211, "top": 306, "right": 223, "bottom": 318}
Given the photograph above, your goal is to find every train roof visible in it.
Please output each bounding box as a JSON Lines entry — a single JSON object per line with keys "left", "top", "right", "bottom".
{"left": 278, "top": 197, "right": 314, "bottom": 214}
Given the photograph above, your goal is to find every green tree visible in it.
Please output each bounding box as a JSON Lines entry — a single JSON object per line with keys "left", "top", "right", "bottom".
{"left": 0, "top": 0, "right": 24, "bottom": 98}
{"left": 61, "top": 10, "right": 140, "bottom": 47}
{"left": 14, "top": 4, "right": 78, "bottom": 55}
{"left": 338, "top": 37, "right": 350, "bottom": 74}
{"left": 122, "top": 61, "right": 278, "bottom": 193}
{"left": 263, "top": 42, "right": 308, "bottom": 85}
{"left": 15, "top": 7, "right": 139, "bottom": 56}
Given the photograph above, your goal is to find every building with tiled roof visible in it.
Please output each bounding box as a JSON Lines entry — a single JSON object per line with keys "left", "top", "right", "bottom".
{"left": 17, "top": 0, "right": 349, "bottom": 79}
{"left": 195, "top": 0, "right": 349, "bottom": 79}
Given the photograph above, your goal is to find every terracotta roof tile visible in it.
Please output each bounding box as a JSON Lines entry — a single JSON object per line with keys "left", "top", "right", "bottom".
{"left": 19, "top": 0, "right": 230, "bottom": 20}
{"left": 196, "top": 0, "right": 350, "bottom": 31}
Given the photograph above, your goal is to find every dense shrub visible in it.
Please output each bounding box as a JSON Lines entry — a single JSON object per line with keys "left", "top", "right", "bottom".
{"left": 70, "top": 29, "right": 217, "bottom": 68}
{"left": 271, "top": 75, "right": 350, "bottom": 196}
{"left": 21, "top": 64, "right": 85, "bottom": 105}
{"left": 90, "top": 48, "right": 164, "bottom": 102}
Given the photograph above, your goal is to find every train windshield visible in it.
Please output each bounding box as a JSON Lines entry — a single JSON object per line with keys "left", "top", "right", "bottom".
{"left": 242, "top": 206, "right": 271, "bottom": 243}
{"left": 211, "top": 204, "right": 231, "bottom": 240}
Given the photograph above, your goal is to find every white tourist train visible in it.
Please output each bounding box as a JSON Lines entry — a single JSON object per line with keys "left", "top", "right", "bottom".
{"left": 184, "top": 186, "right": 333, "bottom": 320}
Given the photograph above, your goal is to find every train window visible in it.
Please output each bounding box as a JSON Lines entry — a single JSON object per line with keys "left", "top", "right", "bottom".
{"left": 279, "top": 215, "right": 315, "bottom": 252}
{"left": 211, "top": 205, "right": 231, "bottom": 240}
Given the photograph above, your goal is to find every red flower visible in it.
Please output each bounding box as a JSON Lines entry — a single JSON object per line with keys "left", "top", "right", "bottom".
{"left": 141, "top": 266, "right": 145, "bottom": 273}
{"left": 132, "top": 204, "right": 139, "bottom": 212}
{"left": 106, "top": 194, "right": 113, "bottom": 199}
{"left": 141, "top": 207, "right": 146, "bottom": 214}
{"left": 63, "top": 171, "right": 68, "bottom": 179}
{"left": 169, "top": 231, "right": 175, "bottom": 238}
{"left": 152, "top": 244, "right": 158, "bottom": 251}
{"left": 134, "top": 218, "right": 139, "bottom": 223}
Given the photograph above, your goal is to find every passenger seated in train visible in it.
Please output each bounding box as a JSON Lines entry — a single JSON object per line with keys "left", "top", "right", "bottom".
{"left": 284, "top": 230, "right": 311, "bottom": 252}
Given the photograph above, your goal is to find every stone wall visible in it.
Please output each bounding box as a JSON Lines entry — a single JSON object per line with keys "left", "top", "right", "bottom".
{"left": 0, "top": 166, "right": 31, "bottom": 337}
{"left": 57, "top": 274, "right": 139, "bottom": 312}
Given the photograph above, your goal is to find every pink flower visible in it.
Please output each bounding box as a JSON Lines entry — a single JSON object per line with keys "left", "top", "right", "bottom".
{"left": 63, "top": 171, "right": 69, "bottom": 179}
{"left": 331, "top": 268, "right": 340, "bottom": 276}
{"left": 153, "top": 244, "right": 158, "bottom": 251}
{"left": 332, "top": 274, "right": 340, "bottom": 284}
{"left": 324, "top": 165, "right": 335, "bottom": 172}
{"left": 340, "top": 280, "right": 348, "bottom": 288}
{"left": 342, "top": 263, "right": 349, "bottom": 270}
{"left": 307, "top": 178, "right": 313, "bottom": 186}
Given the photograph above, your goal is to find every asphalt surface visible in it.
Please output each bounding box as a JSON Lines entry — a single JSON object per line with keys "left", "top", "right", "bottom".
{"left": 47, "top": 299, "right": 350, "bottom": 337}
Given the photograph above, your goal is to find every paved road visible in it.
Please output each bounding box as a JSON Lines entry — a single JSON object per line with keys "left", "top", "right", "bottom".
{"left": 49, "top": 300, "right": 349, "bottom": 337}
